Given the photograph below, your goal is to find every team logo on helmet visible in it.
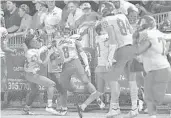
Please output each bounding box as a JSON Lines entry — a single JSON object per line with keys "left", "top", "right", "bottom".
{"left": 98, "top": 2, "right": 115, "bottom": 17}
{"left": 137, "top": 15, "right": 156, "bottom": 31}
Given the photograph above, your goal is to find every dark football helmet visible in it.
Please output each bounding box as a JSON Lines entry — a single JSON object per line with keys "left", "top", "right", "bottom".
{"left": 98, "top": 1, "right": 115, "bottom": 17}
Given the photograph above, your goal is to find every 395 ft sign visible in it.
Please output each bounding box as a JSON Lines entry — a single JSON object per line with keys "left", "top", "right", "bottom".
{"left": 8, "top": 79, "right": 45, "bottom": 91}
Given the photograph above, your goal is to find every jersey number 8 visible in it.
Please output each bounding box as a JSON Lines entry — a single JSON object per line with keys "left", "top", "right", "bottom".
{"left": 62, "top": 46, "right": 69, "bottom": 58}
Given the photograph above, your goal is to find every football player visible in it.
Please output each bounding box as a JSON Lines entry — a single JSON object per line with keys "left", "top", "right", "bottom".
{"left": 23, "top": 32, "right": 62, "bottom": 115}
{"left": 133, "top": 15, "right": 171, "bottom": 118}
{"left": 0, "top": 12, "right": 16, "bottom": 101}
{"left": 98, "top": 1, "right": 138, "bottom": 118}
{"left": 55, "top": 28, "right": 103, "bottom": 118}
{"left": 43, "top": 40, "right": 67, "bottom": 115}
{"left": 127, "top": 7, "right": 147, "bottom": 115}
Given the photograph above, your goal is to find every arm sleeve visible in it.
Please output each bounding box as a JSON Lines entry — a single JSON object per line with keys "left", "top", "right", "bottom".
{"left": 75, "top": 40, "right": 84, "bottom": 53}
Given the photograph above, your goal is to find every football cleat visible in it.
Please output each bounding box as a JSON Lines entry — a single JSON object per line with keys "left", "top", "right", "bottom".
{"left": 45, "top": 107, "right": 63, "bottom": 115}
{"left": 123, "top": 108, "right": 139, "bottom": 118}
{"left": 106, "top": 108, "right": 121, "bottom": 118}
{"left": 22, "top": 105, "right": 34, "bottom": 115}
{"left": 56, "top": 107, "right": 68, "bottom": 116}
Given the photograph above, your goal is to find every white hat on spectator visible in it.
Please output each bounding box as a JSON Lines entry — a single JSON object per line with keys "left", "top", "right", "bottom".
{"left": 80, "top": 2, "right": 91, "bottom": 10}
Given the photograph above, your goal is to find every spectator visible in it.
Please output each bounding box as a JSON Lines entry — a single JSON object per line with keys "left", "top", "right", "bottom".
{"left": 60, "top": 3, "right": 70, "bottom": 29}
{"left": 150, "top": 1, "right": 171, "bottom": 14}
{"left": 31, "top": 1, "right": 48, "bottom": 30}
{"left": 112, "top": 0, "right": 138, "bottom": 15}
{"left": 77, "top": 2, "right": 101, "bottom": 48}
{"left": 0, "top": 7, "right": 5, "bottom": 27}
{"left": 4, "top": 1, "right": 21, "bottom": 33}
{"left": 136, "top": 0, "right": 171, "bottom": 16}
{"left": 159, "top": 18, "right": 171, "bottom": 32}
{"left": 77, "top": 2, "right": 101, "bottom": 28}
{"left": 16, "top": 4, "right": 32, "bottom": 34}
{"left": 44, "top": 0, "right": 62, "bottom": 35}
{"left": 65, "top": 1, "right": 83, "bottom": 29}
{"left": 136, "top": 0, "right": 153, "bottom": 16}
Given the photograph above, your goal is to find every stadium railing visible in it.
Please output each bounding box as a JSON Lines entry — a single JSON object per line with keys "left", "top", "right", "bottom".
{"left": 152, "top": 11, "right": 171, "bottom": 29}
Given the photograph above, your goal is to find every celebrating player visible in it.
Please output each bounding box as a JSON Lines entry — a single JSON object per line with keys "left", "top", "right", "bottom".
{"left": 22, "top": 32, "right": 62, "bottom": 115}
{"left": 55, "top": 27, "right": 103, "bottom": 118}
{"left": 127, "top": 7, "right": 147, "bottom": 114}
{"left": 134, "top": 15, "right": 171, "bottom": 118}
{"left": 98, "top": 1, "right": 139, "bottom": 118}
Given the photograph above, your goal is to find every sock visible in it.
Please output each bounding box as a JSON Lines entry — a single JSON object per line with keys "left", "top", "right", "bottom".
{"left": 129, "top": 81, "right": 138, "bottom": 110}
{"left": 110, "top": 81, "right": 120, "bottom": 111}
{"left": 81, "top": 91, "right": 101, "bottom": 111}
{"left": 47, "top": 100, "right": 53, "bottom": 107}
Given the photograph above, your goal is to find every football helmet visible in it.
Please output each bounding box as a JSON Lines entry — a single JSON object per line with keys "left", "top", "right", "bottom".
{"left": 127, "top": 7, "right": 139, "bottom": 24}
{"left": 98, "top": 1, "right": 115, "bottom": 17}
{"left": 137, "top": 15, "right": 156, "bottom": 31}
{"left": 60, "top": 27, "right": 71, "bottom": 37}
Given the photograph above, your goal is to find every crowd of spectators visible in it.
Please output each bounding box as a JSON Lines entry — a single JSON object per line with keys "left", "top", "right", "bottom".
{"left": 1, "top": 0, "right": 171, "bottom": 43}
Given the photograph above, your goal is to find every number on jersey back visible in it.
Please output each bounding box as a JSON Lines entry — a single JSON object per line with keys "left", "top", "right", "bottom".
{"left": 101, "top": 14, "right": 133, "bottom": 47}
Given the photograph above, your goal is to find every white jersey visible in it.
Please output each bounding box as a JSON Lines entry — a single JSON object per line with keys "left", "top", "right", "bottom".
{"left": 24, "top": 46, "right": 48, "bottom": 73}
{"left": 102, "top": 14, "right": 133, "bottom": 48}
{"left": 139, "top": 29, "right": 170, "bottom": 72}
{"left": 96, "top": 34, "right": 109, "bottom": 66}
{"left": 56, "top": 37, "right": 81, "bottom": 63}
